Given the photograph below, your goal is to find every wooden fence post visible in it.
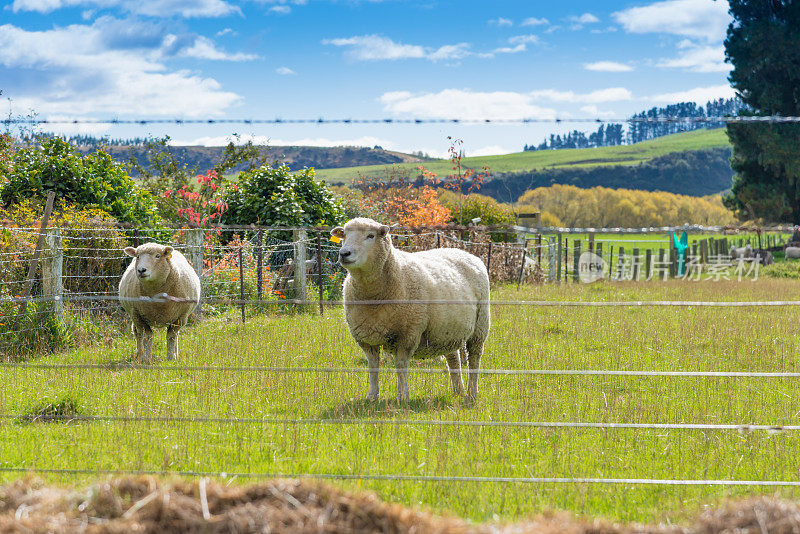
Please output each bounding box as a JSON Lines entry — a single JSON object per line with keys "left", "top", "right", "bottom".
{"left": 556, "top": 234, "right": 562, "bottom": 282}
{"left": 632, "top": 247, "right": 640, "bottom": 281}
{"left": 536, "top": 234, "right": 542, "bottom": 267}
{"left": 645, "top": 249, "right": 652, "bottom": 281}
{"left": 18, "top": 191, "right": 56, "bottom": 318}
{"left": 548, "top": 239, "right": 557, "bottom": 283}
{"left": 617, "top": 247, "right": 625, "bottom": 280}
{"left": 486, "top": 241, "right": 493, "bottom": 273}
{"left": 700, "top": 239, "right": 709, "bottom": 264}
{"left": 573, "top": 240, "right": 581, "bottom": 282}
{"left": 293, "top": 228, "right": 308, "bottom": 307}
{"left": 186, "top": 228, "right": 204, "bottom": 319}
{"left": 42, "top": 228, "right": 63, "bottom": 318}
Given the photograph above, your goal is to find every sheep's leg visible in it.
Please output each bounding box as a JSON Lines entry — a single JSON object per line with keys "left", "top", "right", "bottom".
{"left": 394, "top": 343, "right": 418, "bottom": 403}
{"left": 445, "top": 351, "right": 465, "bottom": 396}
{"left": 133, "top": 319, "right": 153, "bottom": 362}
{"left": 166, "top": 324, "right": 180, "bottom": 361}
{"left": 465, "top": 338, "right": 484, "bottom": 401}
{"left": 360, "top": 343, "right": 381, "bottom": 401}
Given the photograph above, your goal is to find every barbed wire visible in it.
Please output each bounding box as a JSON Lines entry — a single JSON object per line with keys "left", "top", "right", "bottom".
{"left": 3, "top": 293, "right": 800, "bottom": 306}
{"left": 4, "top": 116, "right": 800, "bottom": 125}
{"left": 0, "top": 467, "right": 798, "bottom": 487}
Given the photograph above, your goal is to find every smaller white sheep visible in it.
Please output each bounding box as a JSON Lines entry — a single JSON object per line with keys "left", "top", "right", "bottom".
{"left": 729, "top": 245, "right": 753, "bottom": 259}
{"left": 785, "top": 246, "right": 800, "bottom": 260}
{"left": 119, "top": 243, "right": 201, "bottom": 361}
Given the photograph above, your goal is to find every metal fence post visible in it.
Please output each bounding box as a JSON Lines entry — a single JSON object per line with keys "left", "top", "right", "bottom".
{"left": 42, "top": 228, "right": 63, "bottom": 318}
{"left": 186, "top": 228, "right": 204, "bottom": 318}
{"left": 293, "top": 228, "right": 308, "bottom": 307}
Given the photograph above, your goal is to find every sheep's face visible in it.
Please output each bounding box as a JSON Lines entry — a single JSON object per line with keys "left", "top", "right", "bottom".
{"left": 124, "top": 244, "right": 174, "bottom": 284}
{"left": 332, "top": 218, "right": 390, "bottom": 271}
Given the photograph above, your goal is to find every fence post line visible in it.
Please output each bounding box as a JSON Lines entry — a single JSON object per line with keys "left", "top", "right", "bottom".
{"left": 238, "top": 245, "right": 245, "bottom": 324}
{"left": 700, "top": 239, "right": 709, "bottom": 264}
{"left": 293, "top": 228, "right": 308, "bottom": 308}
{"left": 486, "top": 241, "right": 493, "bottom": 273}
{"left": 609, "top": 245, "right": 614, "bottom": 278}
{"left": 548, "top": 238, "right": 556, "bottom": 283}
{"left": 42, "top": 228, "right": 63, "bottom": 319}
{"left": 316, "top": 231, "right": 324, "bottom": 316}
{"left": 588, "top": 232, "right": 595, "bottom": 253}
{"left": 632, "top": 247, "right": 640, "bottom": 281}
{"left": 536, "top": 234, "right": 542, "bottom": 267}
{"left": 256, "top": 229, "right": 264, "bottom": 302}
{"left": 573, "top": 240, "right": 580, "bottom": 283}
{"left": 556, "top": 234, "right": 562, "bottom": 282}
{"left": 564, "top": 238, "right": 569, "bottom": 281}
{"left": 617, "top": 247, "right": 625, "bottom": 281}
{"left": 18, "top": 190, "right": 56, "bottom": 318}
{"left": 436, "top": 232, "right": 441, "bottom": 248}
{"left": 133, "top": 228, "right": 140, "bottom": 248}
{"left": 645, "top": 249, "right": 652, "bottom": 281}
{"left": 186, "top": 228, "right": 204, "bottom": 319}
{"left": 595, "top": 242, "right": 603, "bottom": 259}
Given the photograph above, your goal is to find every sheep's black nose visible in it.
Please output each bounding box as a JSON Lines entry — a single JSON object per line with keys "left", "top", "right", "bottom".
{"left": 137, "top": 267, "right": 147, "bottom": 274}
{"left": 339, "top": 250, "right": 351, "bottom": 259}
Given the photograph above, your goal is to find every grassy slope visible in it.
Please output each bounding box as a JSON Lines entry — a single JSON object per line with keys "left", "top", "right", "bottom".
{"left": 314, "top": 128, "right": 730, "bottom": 183}
{"left": 3, "top": 279, "right": 800, "bottom": 524}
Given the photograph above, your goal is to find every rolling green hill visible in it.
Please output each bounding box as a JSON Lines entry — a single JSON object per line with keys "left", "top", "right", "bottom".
{"left": 313, "top": 128, "right": 731, "bottom": 184}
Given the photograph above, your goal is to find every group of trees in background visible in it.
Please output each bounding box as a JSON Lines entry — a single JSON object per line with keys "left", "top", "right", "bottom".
{"left": 518, "top": 184, "right": 736, "bottom": 228}
{"left": 524, "top": 98, "right": 747, "bottom": 152}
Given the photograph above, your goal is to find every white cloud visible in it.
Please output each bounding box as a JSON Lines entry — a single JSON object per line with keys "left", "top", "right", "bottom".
{"left": 172, "top": 35, "right": 259, "bottom": 61}
{"left": 172, "top": 134, "right": 395, "bottom": 149}
{"left": 488, "top": 17, "right": 513, "bottom": 27}
{"left": 269, "top": 5, "right": 290, "bottom": 14}
{"left": 529, "top": 87, "right": 633, "bottom": 103}
{"left": 584, "top": 61, "right": 633, "bottom": 72}
{"left": 570, "top": 13, "right": 600, "bottom": 24}
{"left": 11, "top": 0, "right": 240, "bottom": 17}
{"left": 657, "top": 43, "right": 728, "bottom": 72}
{"left": 323, "top": 34, "right": 470, "bottom": 62}
{"left": 0, "top": 22, "right": 242, "bottom": 117}
{"left": 568, "top": 12, "right": 600, "bottom": 29}
{"left": 649, "top": 84, "right": 736, "bottom": 104}
{"left": 275, "top": 66, "right": 296, "bottom": 75}
{"left": 216, "top": 28, "right": 236, "bottom": 37}
{"left": 613, "top": 0, "right": 730, "bottom": 43}
{"left": 521, "top": 17, "right": 548, "bottom": 27}
{"left": 323, "top": 35, "right": 425, "bottom": 61}
{"left": 379, "top": 89, "right": 558, "bottom": 120}
{"left": 579, "top": 105, "right": 617, "bottom": 118}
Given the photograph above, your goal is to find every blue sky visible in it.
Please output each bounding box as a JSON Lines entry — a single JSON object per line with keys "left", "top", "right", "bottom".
{"left": 1, "top": 0, "right": 735, "bottom": 156}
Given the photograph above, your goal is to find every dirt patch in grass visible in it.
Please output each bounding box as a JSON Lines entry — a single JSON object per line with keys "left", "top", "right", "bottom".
{"left": 2, "top": 476, "right": 800, "bottom": 533}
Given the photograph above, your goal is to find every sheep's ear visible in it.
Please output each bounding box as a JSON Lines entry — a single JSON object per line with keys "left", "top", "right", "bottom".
{"left": 124, "top": 247, "right": 137, "bottom": 257}
{"left": 378, "top": 225, "right": 390, "bottom": 237}
{"left": 331, "top": 227, "right": 344, "bottom": 238}
{"left": 163, "top": 246, "right": 173, "bottom": 260}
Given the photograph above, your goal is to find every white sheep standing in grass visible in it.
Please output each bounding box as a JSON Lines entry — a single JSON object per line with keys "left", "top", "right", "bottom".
{"left": 729, "top": 244, "right": 753, "bottom": 259}
{"left": 119, "top": 243, "right": 200, "bottom": 361}
{"left": 332, "top": 218, "right": 490, "bottom": 402}
{"left": 785, "top": 246, "right": 800, "bottom": 260}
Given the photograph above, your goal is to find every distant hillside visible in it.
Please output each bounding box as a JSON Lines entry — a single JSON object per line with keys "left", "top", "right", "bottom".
{"left": 313, "top": 129, "right": 734, "bottom": 200}
{"left": 74, "top": 144, "right": 429, "bottom": 174}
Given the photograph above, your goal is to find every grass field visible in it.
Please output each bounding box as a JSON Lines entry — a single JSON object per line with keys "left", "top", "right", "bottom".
{"left": 313, "top": 128, "right": 731, "bottom": 183}
{"left": 3, "top": 279, "right": 800, "bottom": 525}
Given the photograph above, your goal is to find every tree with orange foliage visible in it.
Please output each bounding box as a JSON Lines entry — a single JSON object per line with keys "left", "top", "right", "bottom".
{"left": 384, "top": 186, "right": 451, "bottom": 226}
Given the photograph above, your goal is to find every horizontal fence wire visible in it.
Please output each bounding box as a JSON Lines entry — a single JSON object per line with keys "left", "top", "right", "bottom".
{"left": 0, "top": 467, "right": 798, "bottom": 487}
{"left": 5, "top": 116, "right": 800, "bottom": 125}
{"left": 3, "top": 414, "right": 796, "bottom": 432}
{"left": 3, "top": 363, "right": 800, "bottom": 378}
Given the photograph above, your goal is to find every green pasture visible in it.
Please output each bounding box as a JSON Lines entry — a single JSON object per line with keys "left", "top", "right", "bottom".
{"left": 3, "top": 279, "right": 800, "bottom": 525}
{"left": 313, "top": 128, "right": 730, "bottom": 183}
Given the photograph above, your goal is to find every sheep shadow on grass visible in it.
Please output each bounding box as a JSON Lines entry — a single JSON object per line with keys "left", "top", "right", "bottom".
{"left": 319, "top": 394, "right": 455, "bottom": 419}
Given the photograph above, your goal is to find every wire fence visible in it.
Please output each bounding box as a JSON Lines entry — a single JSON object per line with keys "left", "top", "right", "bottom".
{"left": 3, "top": 222, "right": 800, "bottom": 504}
